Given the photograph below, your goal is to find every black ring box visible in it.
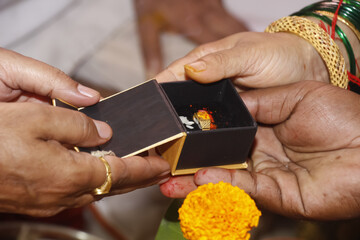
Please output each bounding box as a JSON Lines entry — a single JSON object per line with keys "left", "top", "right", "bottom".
{"left": 53, "top": 79, "right": 257, "bottom": 175}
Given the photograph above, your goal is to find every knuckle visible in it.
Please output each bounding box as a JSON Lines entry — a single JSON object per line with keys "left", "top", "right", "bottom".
{"left": 77, "top": 112, "right": 97, "bottom": 141}
{"left": 51, "top": 68, "right": 69, "bottom": 84}
{"left": 194, "top": 42, "right": 215, "bottom": 57}
{"left": 112, "top": 157, "right": 128, "bottom": 186}
{"left": 211, "top": 52, "right": 230, "bottom": 67}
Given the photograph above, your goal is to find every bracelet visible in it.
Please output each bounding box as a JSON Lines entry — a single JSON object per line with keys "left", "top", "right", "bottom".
{"left": 293, "top": 11, "right": 357, "bottom": 76}
{"left": 265, "top": 16, "right": 348, "bottom": 89}
{"left": 316, "top": 10, "right": 360, "bottom": 43}
{"left": 344, "top": 0, "right": 360, "bottom": 8}
{"left": 295, "top": 1, "right": 360, "bottom": 31}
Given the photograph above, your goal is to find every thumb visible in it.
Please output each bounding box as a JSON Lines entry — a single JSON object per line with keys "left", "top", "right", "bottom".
{"left": 29, "top": 104, "right": 112, "bottom": 147}
{"left": 182, "top": 41, "right": 258, "bottom": 84}
{"left": 194, "top": 168, "right": 288, "bottom": 215}
{"left": 155, "top": 34, "right": 236, "bottom": 83}
{"left": 0, "top": 48, "right": 100, "bottom": 106}
{"left": 194, "top": 168, "right": 256, "bottom": 196}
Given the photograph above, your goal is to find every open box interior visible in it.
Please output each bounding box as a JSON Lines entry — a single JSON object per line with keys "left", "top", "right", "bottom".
{"left": 160, "top": 80, "right": 255, "bottom": 131}
{"left": 158, "top": 80, "right": 256, "bottom": 175}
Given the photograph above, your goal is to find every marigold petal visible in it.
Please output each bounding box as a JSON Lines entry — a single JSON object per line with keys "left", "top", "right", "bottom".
{"left": 179, "top": 181, "right": 261, "bottom": 240}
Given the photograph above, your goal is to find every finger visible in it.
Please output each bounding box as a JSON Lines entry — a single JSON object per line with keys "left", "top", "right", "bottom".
{"left": 155, "top": 36, "right": 236, "bottom": 83}
{"left": 106, "top": 155, "right": 171, "bottom": 194}
{"left": 183, "top": 45, "right": 259, "bottom": 84}
{"left": 160, "top": 175, "right": 197, "bottom": 198}
{"left": 137, "top": 15, "right": 163, "bottom": 79}
{"left": 29, "top": 103, "right": 112, "bottom": 146}
{"left": 194, "top": 168, "right": 303, "bottom": 218}
{"left": 239, "top": 81, "right": 324, "bottom": 124}
{"left": 0, "top": 48, "right": 100, "bottom": 106}
{"left": 57, "top": 154, "right": 170, "bottom": 206}
{"left": 194, "top": 168, "right": 256, "bottom": 194}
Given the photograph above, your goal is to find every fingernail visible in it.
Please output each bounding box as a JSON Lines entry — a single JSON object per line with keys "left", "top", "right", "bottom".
{"left": 158, "top": 177, "right": 170, "bottom": 184}
{"left": 185, "top": 61, "right": 206, "bottom": 73}
{"left": 77, "top": 84, "right": 99, "bottom": 98}
{"left": 158, "top": 171, "right": 171, "bottom": 184}
{"left": 93, "top": 120, "right": 112, "bottom": 139}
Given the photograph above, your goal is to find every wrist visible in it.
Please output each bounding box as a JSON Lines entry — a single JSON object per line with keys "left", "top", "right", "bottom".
{"left": 295, "top": 29, "right": 330, "bottom": 83}
{"left": 266, "top": 16, "right": 347, "bottom": 88}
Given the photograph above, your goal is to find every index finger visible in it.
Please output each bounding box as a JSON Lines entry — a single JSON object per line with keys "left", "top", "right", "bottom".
{"left": 0, "top": 48, "right": 100, "bottom": 106}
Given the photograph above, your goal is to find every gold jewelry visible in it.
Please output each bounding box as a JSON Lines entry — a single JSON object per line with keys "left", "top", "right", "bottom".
{"left": 193, "top": 110, "right": 211, "bottom": 130}
{"left": 93, "top": 156, "right": 112, "bottom": 195}
{"left": 265, "top": 16, "right": 348, "bottom": 89}
{"left": 315, "top": 10, "right": 360, "bottom": 44}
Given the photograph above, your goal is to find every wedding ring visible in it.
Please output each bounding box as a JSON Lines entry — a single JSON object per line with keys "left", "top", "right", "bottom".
{"left": 193, "top": 110, "right": 211, "bottom": 130}
{"left": 93, "top": 156, "right": 112, "bottom": 195}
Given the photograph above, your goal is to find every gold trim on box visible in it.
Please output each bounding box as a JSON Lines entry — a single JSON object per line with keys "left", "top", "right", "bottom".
{"left": 96, "top": 79, "right": 157, "bottom": 104}
{"left": 52, "top": 80, "right": 158, "bottom": 110}
{"left": 52, "top": 98, "right": 78, "bottom": 109}
{"left": 122, "top": 132, "right": 186, "bottom": 159}
{"left": 172, "top": 162, "right": 248, "bottom": 176}
{"left": 157, "top": 133, "right": 187, "bottom": 175}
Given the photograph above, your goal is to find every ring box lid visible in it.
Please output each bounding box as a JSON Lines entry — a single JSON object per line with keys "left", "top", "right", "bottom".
{"left": 54, "top": 79, "right": 186, "bottom": 158}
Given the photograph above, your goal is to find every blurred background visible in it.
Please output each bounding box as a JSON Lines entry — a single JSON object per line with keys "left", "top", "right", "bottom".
{"left": 3, "top": 1, "right": 359, "bottom": 240}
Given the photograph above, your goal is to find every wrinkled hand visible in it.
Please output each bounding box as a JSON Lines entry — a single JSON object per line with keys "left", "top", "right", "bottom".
{"left": 161, "top": 81, "right": 360, "bottom": 220}
{"left": 156, "top": 32, "right": 329, "bottom": 89}
{"left": 134, "top": 0, "right": 248, "bottom": 78}
{"left": 0, "top": 48, "right": 170, "bottom": 217}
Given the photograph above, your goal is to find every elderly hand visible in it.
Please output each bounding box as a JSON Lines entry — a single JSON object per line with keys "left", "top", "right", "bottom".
{"left": 0, "top": 48, "right": 170, "bottom": 217}
{"left": 134, "top": 0, "right": 248, "bottom": 78}
{"left": 156, "top": 32, "right": 329, "bottom": 89}
{"left": 161, "top": 81, "right": 360, "bottom": 220}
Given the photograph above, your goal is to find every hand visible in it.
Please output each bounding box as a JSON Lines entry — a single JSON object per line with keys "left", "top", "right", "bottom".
{"left": 161, "top": 81, "right": 360, "bottom": 220}
{"left": 156, "top": 32, "right": 329, "bottom": 89}
{"left": 0, "top": 48, "right": 171, "bottom": 217}
{"left": 134, "top": 0, "right": 248, "bottom": 78}
{"left": 0, "top": 102, "right": 170, "bottom": 217}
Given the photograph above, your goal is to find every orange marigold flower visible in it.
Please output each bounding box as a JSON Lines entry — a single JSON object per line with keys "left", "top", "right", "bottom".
{"left": 179, "top": 181, "right": 261, "bottom": 240}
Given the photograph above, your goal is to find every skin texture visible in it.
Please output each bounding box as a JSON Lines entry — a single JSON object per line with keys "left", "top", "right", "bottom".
{"left": 0, "top": 48, "right": 170, "bottom": 217}
{"left": 160, "top": 81, "right": 360, "bottom": 220}
{"left": 134, "top": 0, "right": 248, "bottom": 78}
{"left": 156, "top": 32, "right": 330, "bottom": 88}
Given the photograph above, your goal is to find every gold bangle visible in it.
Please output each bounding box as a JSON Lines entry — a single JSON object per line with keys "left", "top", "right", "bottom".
{"left": 265, "top": 16, "right": 348, "bottom": 89}
{"left": 93, "top": 156, "right": 112, "bottom": 195}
